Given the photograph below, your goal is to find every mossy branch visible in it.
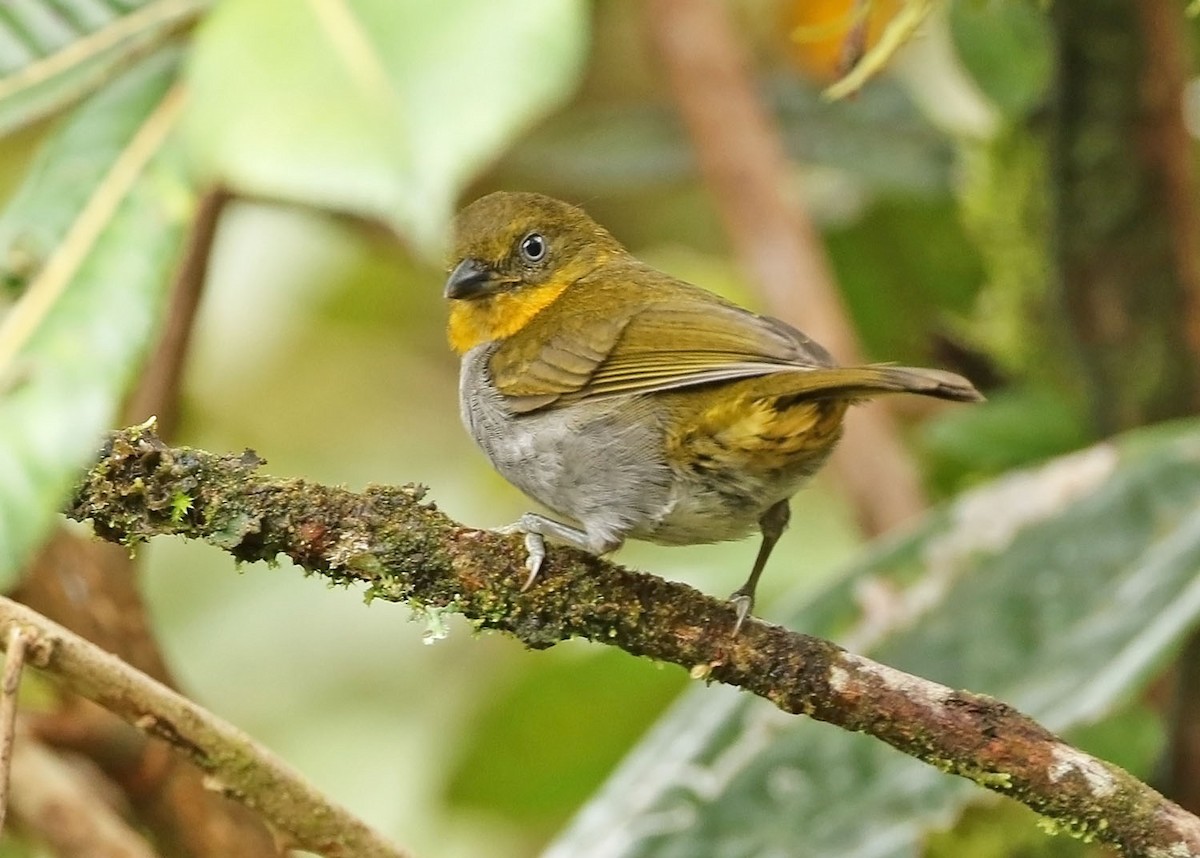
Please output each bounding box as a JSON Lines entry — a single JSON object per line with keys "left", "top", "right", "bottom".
{"left": 66, "top": 424, "right": 1200, "bottom": 857}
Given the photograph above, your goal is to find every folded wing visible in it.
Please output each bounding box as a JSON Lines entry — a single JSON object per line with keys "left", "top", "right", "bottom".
{"left": 488, "top": 265, "right": 837, "bottom": 413}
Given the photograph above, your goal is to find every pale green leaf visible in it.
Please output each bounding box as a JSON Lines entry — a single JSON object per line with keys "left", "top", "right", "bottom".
{"left": 548, "top": 422, "right": 1200, "bottom": 857}
{"left": 182, "top": 0, "right": 589, "bottom": 256}
{"left": 0, "top": 48, "right": 181, "bottom": 288}
{"left": 0, "top": 0, "right": 205, "bottom": 135}
{"left": 0, "top": 53, "right": 191, "bottom": 582}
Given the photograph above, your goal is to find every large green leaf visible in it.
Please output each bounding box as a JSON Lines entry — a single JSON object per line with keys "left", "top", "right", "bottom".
{"left": 0, "top": 51, "right": 191, "bottom": 582}
{"left": 0, "top": 49, "right": 182, "bottom": 290}
{"left": 182, "top": 0, "right": 589, "bottom": 256}
{"left": 546, "top": 421, "right": 1200, "bottom": 857}
{"left": 0, "top": 0, "right": 205, "bottom": 135}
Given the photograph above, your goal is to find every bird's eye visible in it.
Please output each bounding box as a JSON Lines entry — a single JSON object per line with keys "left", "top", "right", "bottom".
{"left": 519, "top": 233, "right": 547, "bottom": 263}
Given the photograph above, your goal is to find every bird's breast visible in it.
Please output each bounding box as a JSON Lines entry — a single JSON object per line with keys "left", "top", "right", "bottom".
{"left": 458, "top": 344, "right": 677, "bottom": 547}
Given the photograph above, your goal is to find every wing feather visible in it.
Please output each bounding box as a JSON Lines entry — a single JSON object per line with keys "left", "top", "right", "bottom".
{"left": 488, "top": 262, "right": 834, "bottom": 411}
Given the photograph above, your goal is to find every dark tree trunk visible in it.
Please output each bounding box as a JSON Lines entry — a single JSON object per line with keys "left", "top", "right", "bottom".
{"left": 1052, "top": 0, "right": 1200, "bottom": 816}
{"left": 1050, "top": 0, "right": 1200, "bottom": 433}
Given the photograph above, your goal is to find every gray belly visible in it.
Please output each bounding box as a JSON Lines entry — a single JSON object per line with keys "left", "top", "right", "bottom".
{"left": 459, "top": 345, "right": 678, "bottom": 550}
{"left": 458, "top": 345, "right": 797, "bottom": 550}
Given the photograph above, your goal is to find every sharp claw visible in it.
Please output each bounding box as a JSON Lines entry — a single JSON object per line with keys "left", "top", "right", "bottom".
{"left": 496, "top": 524, "right": 548, "bottom": 590}
{"left": 519, "top": 532, "right": 545, "bottom": 591}
{"left": 729, "top": 591, "right": 753, "bottom": 636}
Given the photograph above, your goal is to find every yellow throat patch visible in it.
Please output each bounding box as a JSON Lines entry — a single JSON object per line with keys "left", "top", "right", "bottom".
{"left": 447, "top": 280, "right": 570, "bottom": 354}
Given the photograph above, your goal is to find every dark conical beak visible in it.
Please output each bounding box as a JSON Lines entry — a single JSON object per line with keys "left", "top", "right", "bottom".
{"left": 444, "top": 257, "right": 494, "bottom": 299}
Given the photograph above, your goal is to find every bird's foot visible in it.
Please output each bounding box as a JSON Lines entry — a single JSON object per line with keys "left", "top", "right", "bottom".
{"left": 496, "top": 523, "right": 546, "bottom": 590}
{"left": 728, "top": 588, "right": 755, "bottom": 636}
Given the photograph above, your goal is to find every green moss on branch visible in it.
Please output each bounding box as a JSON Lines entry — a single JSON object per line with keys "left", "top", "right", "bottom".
{"left": 66, "top": 424, "right": 1200, "bottom": 857}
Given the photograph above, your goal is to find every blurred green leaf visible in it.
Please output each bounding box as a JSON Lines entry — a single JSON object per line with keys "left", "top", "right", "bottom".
{"left": 925, "top": 801, "right": 1099, "bottom": 858}
{"left": 0, "top": 53, "right": 190, "bottom": 582}
{"left": 0, "top": 829, "right": 39, "bottom": 857}
{"left": 0, "top": 0, "right": 204, "bottom": 135}
{"left": 824, "top": 195, "right": 983, "bottom": 363}
{"left": 949, "top": 0, "right": 1052, "bottom": 119}
{"left": 923, "top": 386, "right": 1093, "bottom": 490}
{"left": 956, "top": 129, "right": 1055, "bottom": 379}
{"left": 182, "top": 0, "right": 589, "bottom": 255}
{"left": 446, "top": 648, "right": 686, "bottom": 828}
{"left": 547, "top": 420, "right": 1200, "bottom": 857}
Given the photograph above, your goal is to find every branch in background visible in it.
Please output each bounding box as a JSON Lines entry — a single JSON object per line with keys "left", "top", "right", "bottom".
{"left": 0, "top": 627, "right": 27, "bottom": 832}
{"left": 16, "top": 184, "right": 281, "bottom": 856}
{"left": 18, "top": 535, "right": 287, "bottom": 858}
{"left": 63, "top": 425, "right": 1200, "bottom": 857}
{"left": 646, "top": 0, "right": 928, "bottom": 535}
{"left": 0, "top": 597, "right": 411, "bottom": 858}
{"left": 8, "top": 727, "right": 157, "bottom": 858}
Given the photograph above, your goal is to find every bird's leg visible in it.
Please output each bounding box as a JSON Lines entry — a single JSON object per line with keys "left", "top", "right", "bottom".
{"left": 497, "top": 513, "right": 616, "bottom": 591}
{"left": 729, "top": 499, "right": 791, "bottom": 634}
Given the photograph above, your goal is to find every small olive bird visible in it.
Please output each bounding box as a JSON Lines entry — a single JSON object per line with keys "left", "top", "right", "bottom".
{"left": 444, "top": 192, "right": 982, "bottom": 630}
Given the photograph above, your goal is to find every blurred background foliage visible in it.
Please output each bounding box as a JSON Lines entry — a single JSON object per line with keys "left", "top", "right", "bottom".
{"left": 1, "top": 1, "right": 1200, "bottom": 856}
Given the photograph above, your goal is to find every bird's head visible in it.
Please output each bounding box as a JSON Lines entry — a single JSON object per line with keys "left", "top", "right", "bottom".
{"left": 444, "top": 192, "right": 624, "bottom": 354}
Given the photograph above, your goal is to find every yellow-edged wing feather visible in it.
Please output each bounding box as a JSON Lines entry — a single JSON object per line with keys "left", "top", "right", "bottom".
{"left": 488, "top": 261, "right": 836, "bottom": 412}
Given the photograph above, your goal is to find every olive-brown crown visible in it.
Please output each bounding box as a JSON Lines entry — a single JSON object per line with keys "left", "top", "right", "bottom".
{"left": 450, "top": 191, "right": 626, "bottom": 289}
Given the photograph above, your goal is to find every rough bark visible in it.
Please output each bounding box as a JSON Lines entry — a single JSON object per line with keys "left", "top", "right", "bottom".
{"left": 62, "top": 424, "right": 1200, "bottom": 858}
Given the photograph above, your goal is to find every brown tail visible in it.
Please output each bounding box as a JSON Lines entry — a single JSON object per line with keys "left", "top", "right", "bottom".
{"left": 852, "top": 365, "right": 984, "bottom": 402}
{"left": 768, "top": 364, "right": 984, "bottom": 403}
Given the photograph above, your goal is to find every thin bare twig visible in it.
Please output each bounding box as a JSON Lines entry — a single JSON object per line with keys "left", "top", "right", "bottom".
{"left": 64, "top": 425, "right": 1200, "bottom": 857}
{"left": 0, "top": 626, "right": 27, "bottom": 833}
{"left": 0, "top": 596, "right": 411, "bottom": 858}
{"left": 125, "top": 185, "right": 230, "bottom": 436}
{"left": 646, "top": 0, "right": 929, "bottom": 535}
